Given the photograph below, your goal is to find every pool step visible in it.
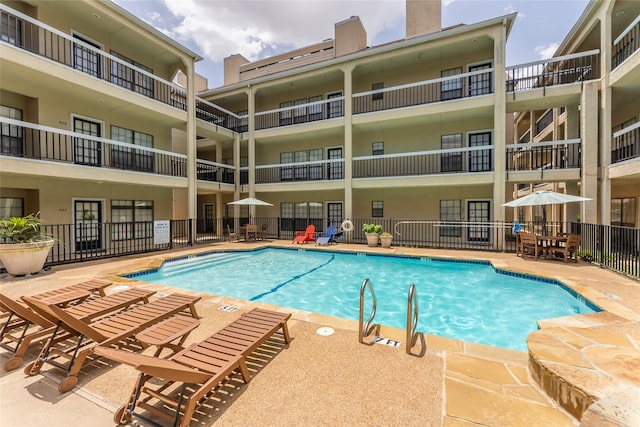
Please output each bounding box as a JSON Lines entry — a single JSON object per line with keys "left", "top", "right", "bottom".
{"left": 160, "top": 253, "right": 249, "bottom": 276}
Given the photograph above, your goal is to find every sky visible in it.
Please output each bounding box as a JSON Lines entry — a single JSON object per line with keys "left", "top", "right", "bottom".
{"left": 113, "top": 0, "right": 590, "bottom": 88}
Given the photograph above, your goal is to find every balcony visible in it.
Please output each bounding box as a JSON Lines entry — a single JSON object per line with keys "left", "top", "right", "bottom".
{"left": 506, "top": 50, "right": 600, "bottom": 92}
{"left": 612, "top": 15, "right": 640, "bottom": 70}
{"left": 612, "top": 122, "right": 640, "bottom": 163}
{"left": 255, "top": 159, "right": 345, "bottom": 184}
{"left": 255, "top": 97, "right": 345, "bottom": 131}
{"left": 535, "top": 109, "right": 554, "bottom": 136}
{"left": 353, "top": 69, "right": 494, "bottom": 115}
{"left": 0, "top": 4, "right": 240, "bottom": 132}
{"left": 506, "top": 139, "right": 581, "bottom": 171}
{"left": 353, "top": 145, "right": 494, "bottom": 179}
{"left": 0, "top": 118, "right": 234, "bottom": 184}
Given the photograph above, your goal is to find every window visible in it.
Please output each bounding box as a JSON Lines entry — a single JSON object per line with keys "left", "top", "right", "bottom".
{"left": 372, "top": 201, "right": 384, "bottom": 218}
{"left": 280, "top": 152, "right": 293, "bottom": 181}
{"left": 110, "top": 126, "right": 153, "bottom": 172}
{"left": 110, "top": 51, "right": 154, "bottom": 98}
{"left": 372, "top": 82, "right": 384, "bottom": 101}
{"left": 279, "top": 101, "right": 292, "bottom": 126}
{"left": 73, "top": 117, "right": 102, "bottom": 166}
{"left": 294, "top": 150, "right": 308, "bottom": 180}
{"left": 111, "top": 200, "right": 153, "bottom": 240}
{"left": 280, "top": 202, "right": 294, "bottom": 231}
{"left": 372, "top": 141, "right": 384, "bottom": 156}
{"left": 73, "top": 34, "right": 101, "bottom": 78}
{"left": 0, "top": 197, "right": 23, "bottom": 218}
{"left": 309, "top": 149, "right": 323, "bottom": 180}
{"left": 293, "top": 98, "right": 307, "bottom": 124}
{"left": 441, "top": 67, "right": 462, "bottom": 100}
{"left": 281, "top": 201, "right": 322, "bottom": 232}
{"left": 468, "top": 131, "right": 492, "bottom": 172}
{"left": 468, "top": 63, "right": 492, "bottom": 96}
{"left": 441, "top": 134, "right": 462, "bottom": 172}
{"left": 440, "top": 200, "right": 461, "bottom": 237}
{"left": 240, "top": 156, "right": 248, "bottom": 185}
{"left": 612, "top": 198, "right": 636, "bottom": 227}
{"left": 308, "top": 95, "right": 323, "bottom": 121}
{"left": 0, "top": 105, "right": 23, "bottom": 156}
{"left": 1, "top": 12, "right": 22, "bottom": 46}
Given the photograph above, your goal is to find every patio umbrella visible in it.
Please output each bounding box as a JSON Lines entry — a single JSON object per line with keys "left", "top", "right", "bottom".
{"left": 502, "top": 190, "right": 592, "bottom": 234}
{"left": 227, "top": 197, "right": 273, "bottom": 223}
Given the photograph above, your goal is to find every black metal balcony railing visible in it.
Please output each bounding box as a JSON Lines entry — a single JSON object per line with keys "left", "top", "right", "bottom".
{"left": 505, "top": 140, "right": 581, "bottom": 172}
{"left": 353, "top": 69, "right": 494, "bottom": 115}
{"left": 352, "top": 146, "right": 494, "bottom": 178}
{"left": 0, "top": 118, "right": 235, "bottom": 184}
{"left": 612, "top": 15, "right": 640, "bottom": 69}
{"left": 506, "top": 50, "right": 600, "bottom": 92}
{"left": 0, "top": 4, "right": 241, "bottom": 133}
{"left": 255, "top": 97, "right": 345, "bottom": 130}
{"left": 255, "top": 159, "right": 345, "bottom": 184}
{"left": 612, "top": 122, "right": 640, "bottom": 163}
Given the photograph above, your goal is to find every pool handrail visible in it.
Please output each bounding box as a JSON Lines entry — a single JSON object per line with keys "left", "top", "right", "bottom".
{"left": 358, "top": 278, "right": 377, "bottom": 343}
{"left": 406, "top": 283, "right": 419, "bottom": 354}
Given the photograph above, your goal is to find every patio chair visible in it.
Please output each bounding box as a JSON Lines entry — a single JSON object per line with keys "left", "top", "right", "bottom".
{"left": 549, "top": 234, "right": 581, "bottom": 263}
{"left": 95, "top": 307, "right": 290, "bottom": 427}
{"left": 519, "top": 231, "right": 542, "bottom": 260}
{"left": 292, "top": 224, "right": 316, "bottom": 244}
{"left": 257, "top": 223, "right": 268, "bottom": 240}
{"left": 227, "top": 225, "right": 239, "bottom": 242}
{"left": 0, "top": 287, "right": 154, "bottom": 371}
{"left": 316, "top": 224, "right": 339, "bottom": 246}
{"left": 245, "top": 224, "right": 258, "bottom": 241}
{"left": 22, "top": 292, "right": 201, "bottom": 393}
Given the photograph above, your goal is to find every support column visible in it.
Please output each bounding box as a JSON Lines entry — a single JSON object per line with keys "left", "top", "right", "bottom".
{"left": 582, "top": 81, "right": 599, "bottom": 224}
{"left": 343, "top": 65, "right": 354, "bottom": 220}
{"left": 184, "top": 59, "right": 197, "bottom": 241}
{"left": 493, "top": 21, "right": 508, "bottom": 250}
{"left": 566, "top": 105, "right": 581, "bottom": 223}
{"left": 598, "top": 11, "right": 613, "bottom": 225}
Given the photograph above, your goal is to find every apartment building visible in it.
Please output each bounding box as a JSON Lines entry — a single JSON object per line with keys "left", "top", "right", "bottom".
{"left": 0, "top": 0, "right": 638, "bottom": 258}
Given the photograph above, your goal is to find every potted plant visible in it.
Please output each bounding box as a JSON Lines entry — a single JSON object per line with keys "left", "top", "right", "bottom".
{"left": 380, "top": 231, "right": 393, "bottom": 248}
{"left": 0, "top": 213, "right": 54, "bottom": 276}
{"left": 362, "top": 223, "right": 382, "bottom": 247}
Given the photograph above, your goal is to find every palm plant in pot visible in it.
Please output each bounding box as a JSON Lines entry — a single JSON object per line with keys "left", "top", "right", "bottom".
{"left": 0, "top": 212, "right": 54, "bottom": 276}
{"left": 362, "top": 223, "right": 382, "bottom": 247}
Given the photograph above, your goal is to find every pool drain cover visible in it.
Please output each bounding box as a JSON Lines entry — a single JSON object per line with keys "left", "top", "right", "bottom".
{"left": 316, "top": 327, "right": 334, "bottom": 336}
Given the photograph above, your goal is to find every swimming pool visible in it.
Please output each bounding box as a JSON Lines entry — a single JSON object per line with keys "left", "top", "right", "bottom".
{"left": 126, "top": 248, "right": 599, "bottom": 351}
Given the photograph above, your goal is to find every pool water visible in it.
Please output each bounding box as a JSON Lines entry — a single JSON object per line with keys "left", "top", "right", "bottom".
{"left": 130, "top": 248, "right": 598, "bottom": 351}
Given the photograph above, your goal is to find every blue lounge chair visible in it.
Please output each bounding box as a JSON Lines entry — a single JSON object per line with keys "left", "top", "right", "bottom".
{"left": 316, "top": 225, "right": 339, "bottom": 245}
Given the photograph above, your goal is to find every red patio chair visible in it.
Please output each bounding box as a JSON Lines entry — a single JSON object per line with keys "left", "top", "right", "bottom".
{"left": 292, "top": 224, "right": 316, "bottom": 244}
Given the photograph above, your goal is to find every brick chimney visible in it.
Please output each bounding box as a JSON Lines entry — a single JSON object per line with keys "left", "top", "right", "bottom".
{"left": 406, "top": 0, "right": 442, "bottom": 39}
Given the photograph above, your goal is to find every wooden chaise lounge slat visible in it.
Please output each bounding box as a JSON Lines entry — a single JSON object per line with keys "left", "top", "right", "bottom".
{"left": 22, "top": 292, "right": 201, "bottom": 392}
{"left": 0, "top": 286, "right": 151, "bottom": 371}
{"left": 95, "top": 307, "right": 291, "bottom": 427}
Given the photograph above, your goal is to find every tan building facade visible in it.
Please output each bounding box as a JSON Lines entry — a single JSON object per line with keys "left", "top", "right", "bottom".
{"left": 0, "top": 0, "right": 638, "bottom": 256}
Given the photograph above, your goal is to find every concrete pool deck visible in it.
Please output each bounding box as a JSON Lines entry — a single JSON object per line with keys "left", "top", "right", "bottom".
{"left": 1, "top": 240, "right": 639, "bottom": 426}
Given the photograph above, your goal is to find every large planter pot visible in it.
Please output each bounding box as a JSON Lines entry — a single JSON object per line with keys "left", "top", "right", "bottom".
{"left": 0, "top": 240, "right": 54, "bottom": 276}
{"left": 380, "top": 235, "right": 393, "bottom": 248}
{"left": 365, "top": 232, "right": 380, "bottom": 247}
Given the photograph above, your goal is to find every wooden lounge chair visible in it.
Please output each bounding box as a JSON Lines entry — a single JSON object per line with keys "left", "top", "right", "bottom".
{"left": 95, "top": 307, "right": 291, "bottom": 427}
{"left": 549, "top": 234, "right": 581, "bottom": 262}
{"left": 0, "top": 287, "right": 154, "bottom": 371}
{"left": 316, "top": 224, "right": 339, "bottom": 245}
{"left": 22, "top": 292, "right": 201, "bottom": 392}
{"left": 26, "top": 278, "right": 112, "bottom": 302}
{"left": 519, "top": 231, "right": 542, "bottom": 260}
{"left": 292, "top": 224, "right": 316, "bottom": 244}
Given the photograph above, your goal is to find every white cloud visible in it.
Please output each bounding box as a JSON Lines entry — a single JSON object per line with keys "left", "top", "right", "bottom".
{"left": 160, "top": 0, "right": 405, "bottom": 62}
{"left": 534, "top": 42, "right": 560, "bottom": 60}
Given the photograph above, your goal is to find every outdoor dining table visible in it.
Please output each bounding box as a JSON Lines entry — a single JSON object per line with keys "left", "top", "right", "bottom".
{"left": 238, "top": 225, "right": 258, "bottom": 241}
{"left": 539, "top": 235, "right": 569, "bottom": 259}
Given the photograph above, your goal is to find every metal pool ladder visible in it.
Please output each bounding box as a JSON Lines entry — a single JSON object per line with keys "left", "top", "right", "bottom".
{"left": 358, "top": 278, "right": 377, "bottom": 343}
{"left": 406, "top": 283, "right": 419, "bottom": 353}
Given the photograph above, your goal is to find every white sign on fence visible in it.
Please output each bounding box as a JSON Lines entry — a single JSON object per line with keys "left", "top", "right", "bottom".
{"left": 153, "top": 220, "right": 170, "bottom": 245}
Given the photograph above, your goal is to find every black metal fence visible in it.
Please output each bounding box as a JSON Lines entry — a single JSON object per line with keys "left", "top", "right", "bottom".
{"left": 13, "top": 219, "right": 635, "bottom": 280}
